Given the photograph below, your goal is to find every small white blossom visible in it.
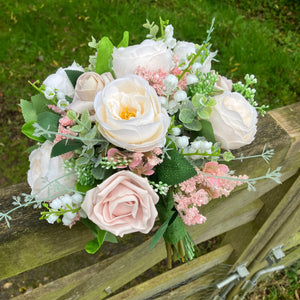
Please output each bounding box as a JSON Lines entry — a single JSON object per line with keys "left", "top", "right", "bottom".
{"left": 57, "top": 99, "right": 69, "bottom": 111}
{"left": 44, "top": 86, "right": 55, "bottom": 100}
{"left": 72, "top": 193, "right": 83, "bottom": 205}
{"left": 56, "top": 91, "right": 65, "bottom": 100}
{"left": 171, "top": 127, "right": 181, "bottom": 136}
{"left": 176, "top": 136, "right": 190, "bottom": 149}
{"left": 191, "top": 62, "right": 202, "bottom": 73}
{"left": 47, "top": 214, "right": 59, "bottom": 224}
{"left": 50, "top": 198, "right": 62, "bottom": 210}
{"left": 174, "top": 90, "right": 187, "bottom": 102}
{"left": 186, "top": 74, "right": 198, "bottom": 85}
{"left": 61, "top": 194, "right": 73, "bottom": 207}
{"left": 177, "top": 57, "right": 189, "bottom": 70}
{"left": 165, "top": 25, "right": 174, "bottom": 40}
{"left": 163, "top": 74, "right": 178, "bottom": 92}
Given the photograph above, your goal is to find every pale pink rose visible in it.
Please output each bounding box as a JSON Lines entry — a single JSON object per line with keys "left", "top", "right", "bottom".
{"left": 112, "top": 39, "right": 173, "bottom": 78}
{"left": 27, "top": 141, "right": 77, "bottom": 200}
{"left": 94, "top": 75, "right": 170, "bottom": 152}
{"left": 68, "top": 72, "right": 114, "bottom": 116}
{"left": 209, "top": 91, "right": 258, "bottom": 150}
{"left": 214, "top": 74, "right": 233, "bottom": 92}
{"left": 81, "top": 171, "right": 159, "bottom": 237}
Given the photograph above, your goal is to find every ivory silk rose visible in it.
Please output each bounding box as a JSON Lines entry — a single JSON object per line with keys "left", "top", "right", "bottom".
{"left": 112, "top": 39, "right": 173, "bottom": 78}
{"left": 209, "top": 91, "right": 258, "bottom": 150}
{"left": 68, "top": 72, "right": 114, "bottom": 116}
{"left": 27, "top": 141, "right": 77, "bottom": 200}
{"left": 43, "top": 61, "right": 84, "bottom": 98}
{"left": 94, "top": 75, "right": 170, "bottom": 152}
{"left": 81, "top": 171, "right": 159, "bottom": 237}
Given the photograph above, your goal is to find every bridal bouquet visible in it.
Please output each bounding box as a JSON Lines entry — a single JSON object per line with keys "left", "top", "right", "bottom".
{"left": 1, "top": 18, "right": 280, "bottom": 267}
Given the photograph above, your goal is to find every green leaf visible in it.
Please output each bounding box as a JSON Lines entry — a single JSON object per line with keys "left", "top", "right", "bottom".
{"left": 37, "top": 111, "right": 60, "bottom": 141}
{"left": 151, "top": 149, "right": 197, "bottom": 185}
{"left": 95, "top": 37, "right": 114, "bottom": 74}
{"left": 85, "top": 238, "right": 100, "bottom": 254}
{"left": 179, "top": 108, "right": 195, "bottom": 124}
{"left": 192, "top": 93, "right": 206, "bottom": 108}
{"left": 117, "top": 31, "right": 129, "bottom": 48}
{"left": 104, "top": 231, "right": 118, "bottom": 243}
{"left": 76, "top": 183, "right": 96, "bottom": 194}
{"left": 197, "top": 106, "right": 212, "bottom": 120}
{"left": 31, "top": 93, "right": 50, "bottom": 114}
{"left": 65, "top": 70, "right": 84, "bottom": 88}
{"left": 97, "top": 228, "right": 106, "bottom": 246}
{"left": 51, "top": 139, "right": 83, "bottom": 157}
{"left": 22, "top": 121, "right": 46, "bottom": 142}
{"left": 81, "top": 218, "right": 99, "bottom": 236}
{"left": 200, "top": 120, "right": 216, "bottom": 143}
{"left": 149, "top": 211, "right": 177, "bottom": 251}
{"left": 20, "top": 99, "right": 36, "bottom": 123}
{"left": 149, "top": 219, "right": 169, "bottom": 251}
{"left": 183, "top": 119, "right": 202, "bottom": 131}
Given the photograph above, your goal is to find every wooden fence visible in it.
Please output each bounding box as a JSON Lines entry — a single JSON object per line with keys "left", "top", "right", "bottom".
{"left": 0, "top": 102, "right": 299, "bottom": 299}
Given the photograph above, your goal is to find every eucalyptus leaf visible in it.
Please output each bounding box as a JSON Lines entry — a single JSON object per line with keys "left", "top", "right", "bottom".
{"left": 197, "top": 106, "right": 212, "bottom": 120}
{"left": 20, "top": 99, "right": 36, "bottom": 123}
{"left": 183, "top": 119, "right": 202, "bottom": 131}
{"left": 70, "top": 125, "right": 85, "bottom": 133}
{"left": 179, "top": 108, "right": 195, "bottom": 124}
{"left": 104, "top": 231, "right": 118, "bottom": 243}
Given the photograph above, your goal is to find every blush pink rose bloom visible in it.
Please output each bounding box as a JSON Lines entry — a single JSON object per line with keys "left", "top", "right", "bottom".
{"left": 81, "top": 171, "right": 159, "bottom": 237}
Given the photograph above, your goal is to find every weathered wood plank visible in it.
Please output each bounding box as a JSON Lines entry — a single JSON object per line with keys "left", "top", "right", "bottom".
{"left": 10, "top": 197, "right": 262, "bottom": 299}
{"left": 230, "top": 174, "right": 300, "bottom": 269}
{"left": 108, "top": 244, "right": 233, "bottom": 300}
{"left": 12, "top": 251, "right": 127, "bottom": 300}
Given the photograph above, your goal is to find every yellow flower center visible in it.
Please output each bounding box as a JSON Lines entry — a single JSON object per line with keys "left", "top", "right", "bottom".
{"left": 120, "top": 107, "right": 136, "bottom": 120}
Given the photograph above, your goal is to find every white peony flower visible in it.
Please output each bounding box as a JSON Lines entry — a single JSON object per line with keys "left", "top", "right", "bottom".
{"left": 209, "top": 91, "right": 258, "bottom": 150}
{"left": 112, "top": 39, "right": 173, "bottom": 78}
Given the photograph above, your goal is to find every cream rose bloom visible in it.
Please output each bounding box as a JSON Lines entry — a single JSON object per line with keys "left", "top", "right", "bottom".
{"left": 209, "top": 92, "right": 258, "bottom": 150}
{"left": 112, "top": 39, "right": 173, "bottom": 78}
{"left": 94, "top": 75, "right": 170, "bottom": 152}
{"left": 81, "top": 171, "right": 159, "bottom": 237}
{"left": 68, "top": 72, "right": 114, "bottom": 116}
{"left": 27, "top": 141, "right": 77, "bottom": 200}
{"left": 43, "top": 61, "right": 84, "bottom": 98}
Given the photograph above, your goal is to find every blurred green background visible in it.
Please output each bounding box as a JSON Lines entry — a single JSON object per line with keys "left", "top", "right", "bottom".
{"left": 0, "top": 0, "right": 299, "bottom": 188}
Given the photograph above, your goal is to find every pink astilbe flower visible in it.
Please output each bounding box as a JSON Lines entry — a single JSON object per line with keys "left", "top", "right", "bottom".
{"left": 48, "top": 104, "right": 65, "bottom": 115}
{"left": 54, "top": 116, "right": 77, "bottom": 159}
{"left": 175, "top": 161, "right": 248, "bottom": 226}
{"left": 135, "top": 66, "right": 168, "bottom": 96}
